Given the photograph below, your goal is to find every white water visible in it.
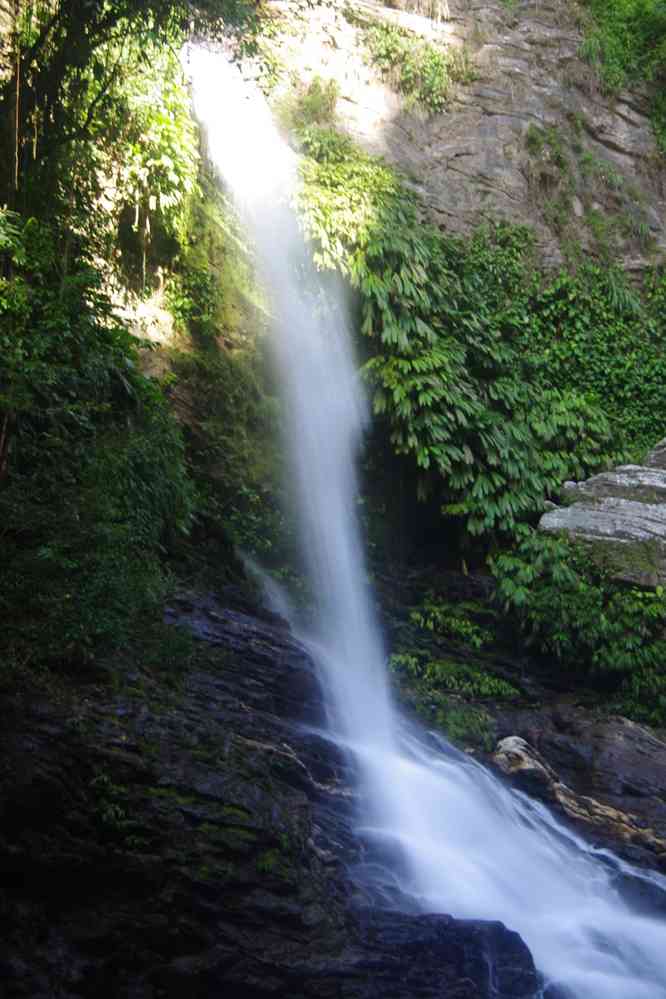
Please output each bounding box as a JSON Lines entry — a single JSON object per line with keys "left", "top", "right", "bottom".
{"left": 187, "top": 46, "right": 666, "bottom": 999}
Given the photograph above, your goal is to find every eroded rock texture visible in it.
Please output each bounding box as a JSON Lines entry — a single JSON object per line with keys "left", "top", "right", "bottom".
{"left": 268, "top": 0, "right": 664, "bottom": 272}
{"left": 492, "top": 710, "right": 666, "bottom": 877}
{"left": 0, "top": 0, "right": 13, "bottom": 82}
{"left": 0, "top": 595, "right": 539, "bottom": 999}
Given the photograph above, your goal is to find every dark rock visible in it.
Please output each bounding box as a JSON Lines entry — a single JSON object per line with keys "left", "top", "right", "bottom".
{"left": 491, "top": 707, "right": 666, "bottom": 873}
{"left": 0, "top": 595, "right": 539, "bottom": 999}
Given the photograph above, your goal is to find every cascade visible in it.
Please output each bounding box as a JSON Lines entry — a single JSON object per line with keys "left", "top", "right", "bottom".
{"left": 186, "top": 45, "right": 666, "bottom": 999}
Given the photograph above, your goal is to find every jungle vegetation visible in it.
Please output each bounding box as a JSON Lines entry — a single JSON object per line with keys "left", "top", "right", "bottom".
{"left": 1, "top": 0, "right": 666, "bottom": 727}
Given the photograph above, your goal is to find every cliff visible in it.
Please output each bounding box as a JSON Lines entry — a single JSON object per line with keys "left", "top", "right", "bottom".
{"left": 266, "top": 0, "right": 664, "bottom": 273}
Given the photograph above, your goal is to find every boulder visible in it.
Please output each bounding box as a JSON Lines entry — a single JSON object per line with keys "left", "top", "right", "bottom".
{"left": 492, "top": 711, "right": 666, "bottom": 874}
{"left": 539, "top": 443, "right": 666, "bottom": 587}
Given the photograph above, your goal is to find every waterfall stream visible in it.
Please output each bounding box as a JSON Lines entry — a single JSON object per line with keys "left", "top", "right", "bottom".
{"left": 186, "top": 46, "right": 666, "bottom": 999}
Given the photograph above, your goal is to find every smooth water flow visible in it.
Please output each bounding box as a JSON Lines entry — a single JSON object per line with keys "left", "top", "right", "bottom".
{"left": 187, "top": 46, "right": 666, "bottom": 999}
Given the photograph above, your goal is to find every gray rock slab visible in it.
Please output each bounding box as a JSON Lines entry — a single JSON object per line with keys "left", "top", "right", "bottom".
{"left": 539, "top": 494, "right": 666, "bottom": 585}
{"left": 562, "top": 466, "right": 666, "bottom": 505}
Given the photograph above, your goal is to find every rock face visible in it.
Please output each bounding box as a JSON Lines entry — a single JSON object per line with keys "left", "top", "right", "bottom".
{"left": 0, "top": 593, "right": 539, "bottom": 999}
{"left": 492, "top": 710, "right": 666, "bottom": 875}
{"left": 538, "top": 442, "right": 666, "bottom": 586}
{"left": 268, "top": 0, "right": 665, "bottom": 272}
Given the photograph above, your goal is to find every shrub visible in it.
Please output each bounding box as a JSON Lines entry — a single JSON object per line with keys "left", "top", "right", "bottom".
{"left": 298, "top": 134, "right": 616, "bottom": 536}
{"left": 409, "top": 594, "right": 493, "bottom": 650}
{"left": 491, "top": 529, "right": 666, "bottom": 725}
{"left": 523, "top": 266, "right": 666, "bottom": 453}
{"left": 580, "top": 0, "right": 666, "bottom": 151}
{"left": 389, "top": 653, "right": 502, "bottom": 748}
{"left": 0, "top": 211, "right": 192, "bottom": 666}
{"left": 359, "top": 18, "right": 474, "bottom": 112}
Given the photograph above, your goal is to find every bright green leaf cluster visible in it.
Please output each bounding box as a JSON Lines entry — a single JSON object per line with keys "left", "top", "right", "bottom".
{"left": 298, "top": 132, "right": 617, "bottom": 536}
{"left": 492, "top": 529, "right": 666, "bottom": 725}
{"left": 409, "top": 594, "right": 493, "bottom": 650}
{"left": 356, "top": 16, "right": 474, "bottom": 113}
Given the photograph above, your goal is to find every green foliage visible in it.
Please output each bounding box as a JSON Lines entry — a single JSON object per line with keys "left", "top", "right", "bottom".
{"left": 167, "top": 267, "right": 218, "bottom": 341}
{"left": 525, "top": 123, "right": 569, "bottom": 171}
{"left": 114, "top": 45, "right": 200, "bottom": 286}
{"left": 0, "top": 210, "right": 192, "bottom": 666}
{"left": 299, "top": 134, "right": 615, "bottom": 536}
{"left": 279, "top": 75, "right": 340, "bottom": 133}
{"left": 492, "top": 529, "right": 666, "bottom": 725}
{"left": 298, "top": 126, "right": 355, "bottom": 164}
{"left": 580, "top": 0, "right": 666, "bottom": 151}
{"left": 0, "top": 1, "right": 290, "bottom": 679}
{"left": 168, "top": 346, "right": 283, "bottom": 559}
{"left": 441, "top": 705, "right": 494, "bottom": 750}
{"left": 358, "top": 18, "right": 474, "bottom": 112}
{"left": 390, "top": 650, "right": 498, "bottom": 748}
{"left": 409, "top": 594, "right": 492, "bottom": 649}
{"left": 162, "top": 161, "right": 286, "bottom": 566}
{"left": 522, "top": 266, "right": 666, "bottom": 452}
{"left": 4, "top": 0, "right": 266, "bottom": 189}
{"left": 390, "top": 652, "right": 518, "bottom": 699}
{"left": 579, "top": 150, "right": 625, "bottom": 191}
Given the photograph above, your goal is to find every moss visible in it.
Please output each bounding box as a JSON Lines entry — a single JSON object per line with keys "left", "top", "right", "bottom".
{"left": 210, "top": 826, "right": 259, "bottom": 853}
{"left": 146, "top": 787, "right": 197, "bottom": 807}
{"left": 221, "top": 804, "right": 253, "bottom": 821}
{"left": 255, "top": 847, "right": 294, "bottom": 879}
{"left": 577, "top": 536, "right": 664, "bottom": 586}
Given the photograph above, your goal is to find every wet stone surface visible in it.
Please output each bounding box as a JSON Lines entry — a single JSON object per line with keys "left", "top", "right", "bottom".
{"left": 0, "top": 593, "right": 539, "bottom": 998}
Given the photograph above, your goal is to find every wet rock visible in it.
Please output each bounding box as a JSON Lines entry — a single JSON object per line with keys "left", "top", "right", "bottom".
{"left": 492, "top": 713, "right": 666, "bottom": 873}
{"left": 0, "top": 595, "right": 539, "bottom": 998}
{"left": 647, "top": 439, "right": 666, "bottom": 470}
{"left": 493, "top": 736, "right": 559, "bottom": 799}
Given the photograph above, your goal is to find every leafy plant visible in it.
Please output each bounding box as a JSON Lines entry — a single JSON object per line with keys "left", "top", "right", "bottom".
{"left": 0, "top": 211, "right": 192, "bottom": 666}
{"left": 492, "top": 529, "right": 666, "bottom": 724}
{"left": 409, "top": 594, "right": 493, "bottom": 649}
{"left": 279, "top": 75, "right": 340, "bottom": 133}
{"left": 357, "top": 17, "right": 474, "bottom": 112}
{"left": 298, "top": 133, "right": 616, "bottom": 536}
{"left": 521, "top": 265, "right": 666, "bottom": 452}
{"left": 525, "top": 123, "right": 569, "bottom": 171}
{"left": 389, "top": 653, "right": 501, "bottom": 748}
{"left": 579, "top": 0, "right": 666, "bottom": 152}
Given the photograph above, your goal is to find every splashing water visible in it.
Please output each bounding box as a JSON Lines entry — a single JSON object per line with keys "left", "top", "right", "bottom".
{"left": 186, "top": 45, "right": 666, "bottom": 999}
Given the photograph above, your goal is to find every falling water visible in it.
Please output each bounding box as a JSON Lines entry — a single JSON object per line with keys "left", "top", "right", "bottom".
{"left": 186, "top": 46, "right": 666, "bottom": 999}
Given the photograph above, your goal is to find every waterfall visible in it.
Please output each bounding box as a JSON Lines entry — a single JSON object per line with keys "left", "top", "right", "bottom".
{"left": 186, "top": 46, "right": 666, "bottom": 999}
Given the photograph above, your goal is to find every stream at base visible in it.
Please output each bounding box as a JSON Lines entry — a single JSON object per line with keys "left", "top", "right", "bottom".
{"left": 186, "top": 44, "right": 666, "bottom": 998}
